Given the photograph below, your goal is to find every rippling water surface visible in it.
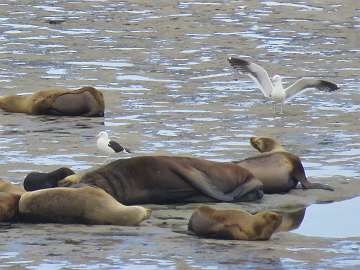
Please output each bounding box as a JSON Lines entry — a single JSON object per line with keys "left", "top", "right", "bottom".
{"left": 0, "top": 0, "right": 359, "bottom": 269}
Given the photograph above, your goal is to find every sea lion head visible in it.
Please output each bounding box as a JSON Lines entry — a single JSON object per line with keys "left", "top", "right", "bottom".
{"left": 23, "top": 167, "right": 75, "bottom": 191}
{"left": 250, "top": 137, "right": 284, "bottom": 153}
{"left": 254, "top": 211, "right": 283, "bottom": 240}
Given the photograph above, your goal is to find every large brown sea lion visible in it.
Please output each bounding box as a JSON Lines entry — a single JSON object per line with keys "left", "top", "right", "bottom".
{"left": 0, "top": 179, "right": 25, "bottom": 221}
{"left": 19, "top": 186, "right": 151, "bottom": 226}
{"left": 0, "top": 86, "right": 104, "bottom": 116}
{"left": 188, "top": 206, "right": 282, "bottom": 241}
{"left": 26, "top": 156, "right": 264, "bottom": 204}
{"left": 234, "top": 137, "right": 334, "bottom": 193}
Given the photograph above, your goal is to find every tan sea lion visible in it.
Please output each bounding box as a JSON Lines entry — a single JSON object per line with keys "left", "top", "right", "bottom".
{"left": 19, "top": 186, "right": 151, "bottom": 226}
{"left": 0, "top": 179, "right": 25, "bottom": 221}
{"left": 0, "top": 192, "right": 21, "bottom": 222}
{"left": 234, "top": 137, "right": 334, "bottom": 193}
{"left": 30, "top": 156, "right": 264, "bottom": 204}
{"left": 0, "top": 179, "right": 25, "bottom": 195}
{"left": 188, "top": 206, "right": 282, "bottom": 241}
{"left": 0, "top": 86, "right": 104, "bottom": 116}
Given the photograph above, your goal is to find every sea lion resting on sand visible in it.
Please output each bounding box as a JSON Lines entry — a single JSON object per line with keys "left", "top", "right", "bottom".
{"left": 23, "top": 167, "right": 75, "bottom": 191}
{"left": 19, "top": 186, "right": 151, "bottom": 226}
{"left": 0, "top": 86, "right": 104, "bottom": 117}
{"left": 0, "top": 179, "right": 25, "bottom": 221}
{"left": 188, "top": 206, "right": 282, "bottom": 241}
{"left": 234, "top": 137, "right": 334, "bottom": 193}
{"left": 26, "top": 156, "right": 264, "bottom": 204}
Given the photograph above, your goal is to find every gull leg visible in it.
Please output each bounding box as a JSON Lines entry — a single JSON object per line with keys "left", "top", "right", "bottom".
{"left": 273, "top": 103, "right": 277, "bottom": 114}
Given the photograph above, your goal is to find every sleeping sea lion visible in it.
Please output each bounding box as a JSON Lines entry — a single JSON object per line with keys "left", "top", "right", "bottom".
{"left": 27, "top": 155, "right": 264, "bottom": 204}
{"left": 234, "top": 137, "right": 334, "bottom": 193}
{"left": 0, "top": 179, "right": 25, "bottom": 221}
{"left": 0, "top": 86, "right": 104, "bottom": 117}
{"left": 188, "top": 206, "right": 282, "bottom": 241}
{"left": 23, "top": 167, "right": 75, "bottom": 191}
{"left": 19, "top": 186, "right": 151, "bottom": 226}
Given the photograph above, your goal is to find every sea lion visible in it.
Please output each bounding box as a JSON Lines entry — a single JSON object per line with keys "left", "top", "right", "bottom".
{"left": 0, "top": 179, "right": 25, "bottom": 195}
{"left": 0, "top": 192, "right": 21, "bottom": 222}
{"left": 23, "top": 167, "right": 75, "bottom": 191}
{"left": 234, "top": 137, "right": 334, "bottom": 193}
{"left": 0, "top": 179, "right": 25, "bottom": 221}
{"left": 188, "top": 206, "right": 282, "bottom": 241}
{"left": 0, "top": 86, "right": 104, "bottom": 117}
{"left": 28, "top": 156, "right": 264, "bottom": 204}
{"left": 19, "top": 186, "right": 151, "bottom": 226}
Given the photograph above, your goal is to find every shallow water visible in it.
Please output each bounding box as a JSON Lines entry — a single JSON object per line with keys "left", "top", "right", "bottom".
{"left": 0, "top": 0, "right": 359, "bottom": 269}
{"left": 294, "top": 196, "right": 360, "bottom": 238}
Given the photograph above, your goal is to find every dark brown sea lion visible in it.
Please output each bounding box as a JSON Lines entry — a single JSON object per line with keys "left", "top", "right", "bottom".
{"left": 19, "top": 186, "right": 151, "bottom": 226}
{"left": 188, "top": 206, "right": 282, "bottom": 241}
{"left": 34, "top": 156, "right": 264, "bottom": 204}
{"left": 0, "top": 86, "right": 104, "bottom": 117}
{"left": 0, "top": 179, "right": 25, "bottom": 221}
{"left": 234, "top": 137, "right": 334, "bottom": 193}
{"left": 23, "top": 167, "right": 75, "bottom": 191}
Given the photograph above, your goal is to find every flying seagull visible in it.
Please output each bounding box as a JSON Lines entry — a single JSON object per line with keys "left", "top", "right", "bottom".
{"left": 228, "top": 56, "right": 339, "bottom": 113}
{"left": 96, "top": 131, "right": 131, "bottom": 155}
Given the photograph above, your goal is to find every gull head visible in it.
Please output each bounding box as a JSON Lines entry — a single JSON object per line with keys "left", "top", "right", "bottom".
{"left": 97, "top": 131, "right": 109, "bottom": 139}
{"left": 272, "top": 75, "right": 282, "bottom": 83}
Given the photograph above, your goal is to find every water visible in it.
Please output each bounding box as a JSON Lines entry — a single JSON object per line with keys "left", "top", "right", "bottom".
{"left": 0, "top": 0, "right": 359, "bottom": 269}
{"left": 294, "top": 197, "right": 360, "bottom": 238}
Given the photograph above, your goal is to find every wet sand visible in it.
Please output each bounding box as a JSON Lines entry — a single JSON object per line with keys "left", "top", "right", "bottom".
{"left": 0, "top": 0, "right": 360, "bottom": 269}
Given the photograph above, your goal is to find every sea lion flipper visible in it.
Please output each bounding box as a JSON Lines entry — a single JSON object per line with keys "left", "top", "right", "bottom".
{"left": 172, "top": 167, "right": 256, "bottom": 202}
{"left": 171, "top": 167, "right": 235, "bottom": 201}
{"left": 58, "top": 174, "right": 82, "bottom": 187}
{"left": 301, "top": 181, "right": 334, "bottom": 191}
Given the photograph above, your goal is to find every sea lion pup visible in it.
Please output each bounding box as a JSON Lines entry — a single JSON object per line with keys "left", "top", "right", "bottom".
{"left": 57, "top": 156, "right": 264, "bottom": 204}
{"left": 188, "top": 206, "right": 282, "bottom": 241}
{"left": 0, "top": 86, "right": 104, "bottom": 117}
{"left": 23, "top": 167, "right": 75, "bottom": 191}
{"left": 19, "top": 186, "right": 152, "bottom": 226}
{"left": 234, "top": 137, "right": 334, "bottom": 193}
{"left": 0, "top": 179, "right": 25, "bottom": 221}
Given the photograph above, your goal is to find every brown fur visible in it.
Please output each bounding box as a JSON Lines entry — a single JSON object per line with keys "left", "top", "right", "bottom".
{"left": 58, "top": 155, "right": 264, "bottom": 204}
{"left": 19, "top": 186, "right": 151, "bottom": 226}
{"left": 0, "top": 87, "right": 104, "bottom": 117}
{"left": 0, "top": 192, "right": 21, "bottom": 221}
{"left": 188, "top": 206, "right": 282, "bottom": 241}
{"left": 234, "top": 137, "right": 334, "bottom": 193}
{"left": 0, "top": 179, "right": 25, "bottom": 221}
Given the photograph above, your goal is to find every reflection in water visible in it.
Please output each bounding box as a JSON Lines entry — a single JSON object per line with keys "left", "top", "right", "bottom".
{"left": 275, "top": 208, "right": 306, "bottom": 233}
{"left": 294, "top": 197, "right": 360, "bottom": 238}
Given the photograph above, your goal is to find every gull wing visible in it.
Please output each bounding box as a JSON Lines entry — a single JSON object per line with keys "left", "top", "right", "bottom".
{"left": 284, "top": 78, "right": 339, "bottom": 101}
{"left": 108, "top": 140, "right": 125, "bottom": 153}
{"left": 228, "top": 57, "right": 274, "bottom": 98}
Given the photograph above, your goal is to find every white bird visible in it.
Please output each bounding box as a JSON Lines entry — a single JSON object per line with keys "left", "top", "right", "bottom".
{"left": 96, "top": 131, "right": 131, "bottom": 155}
{"left": 228, "top": 57, "right": 339, "bottom": 113}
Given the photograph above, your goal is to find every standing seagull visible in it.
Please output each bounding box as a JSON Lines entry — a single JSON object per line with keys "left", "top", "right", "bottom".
{"left": 96, "top": 131, "right": 131, "bottom": 155}
{"left": 228, "top": 57, "right": 339, "bottom": 113}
